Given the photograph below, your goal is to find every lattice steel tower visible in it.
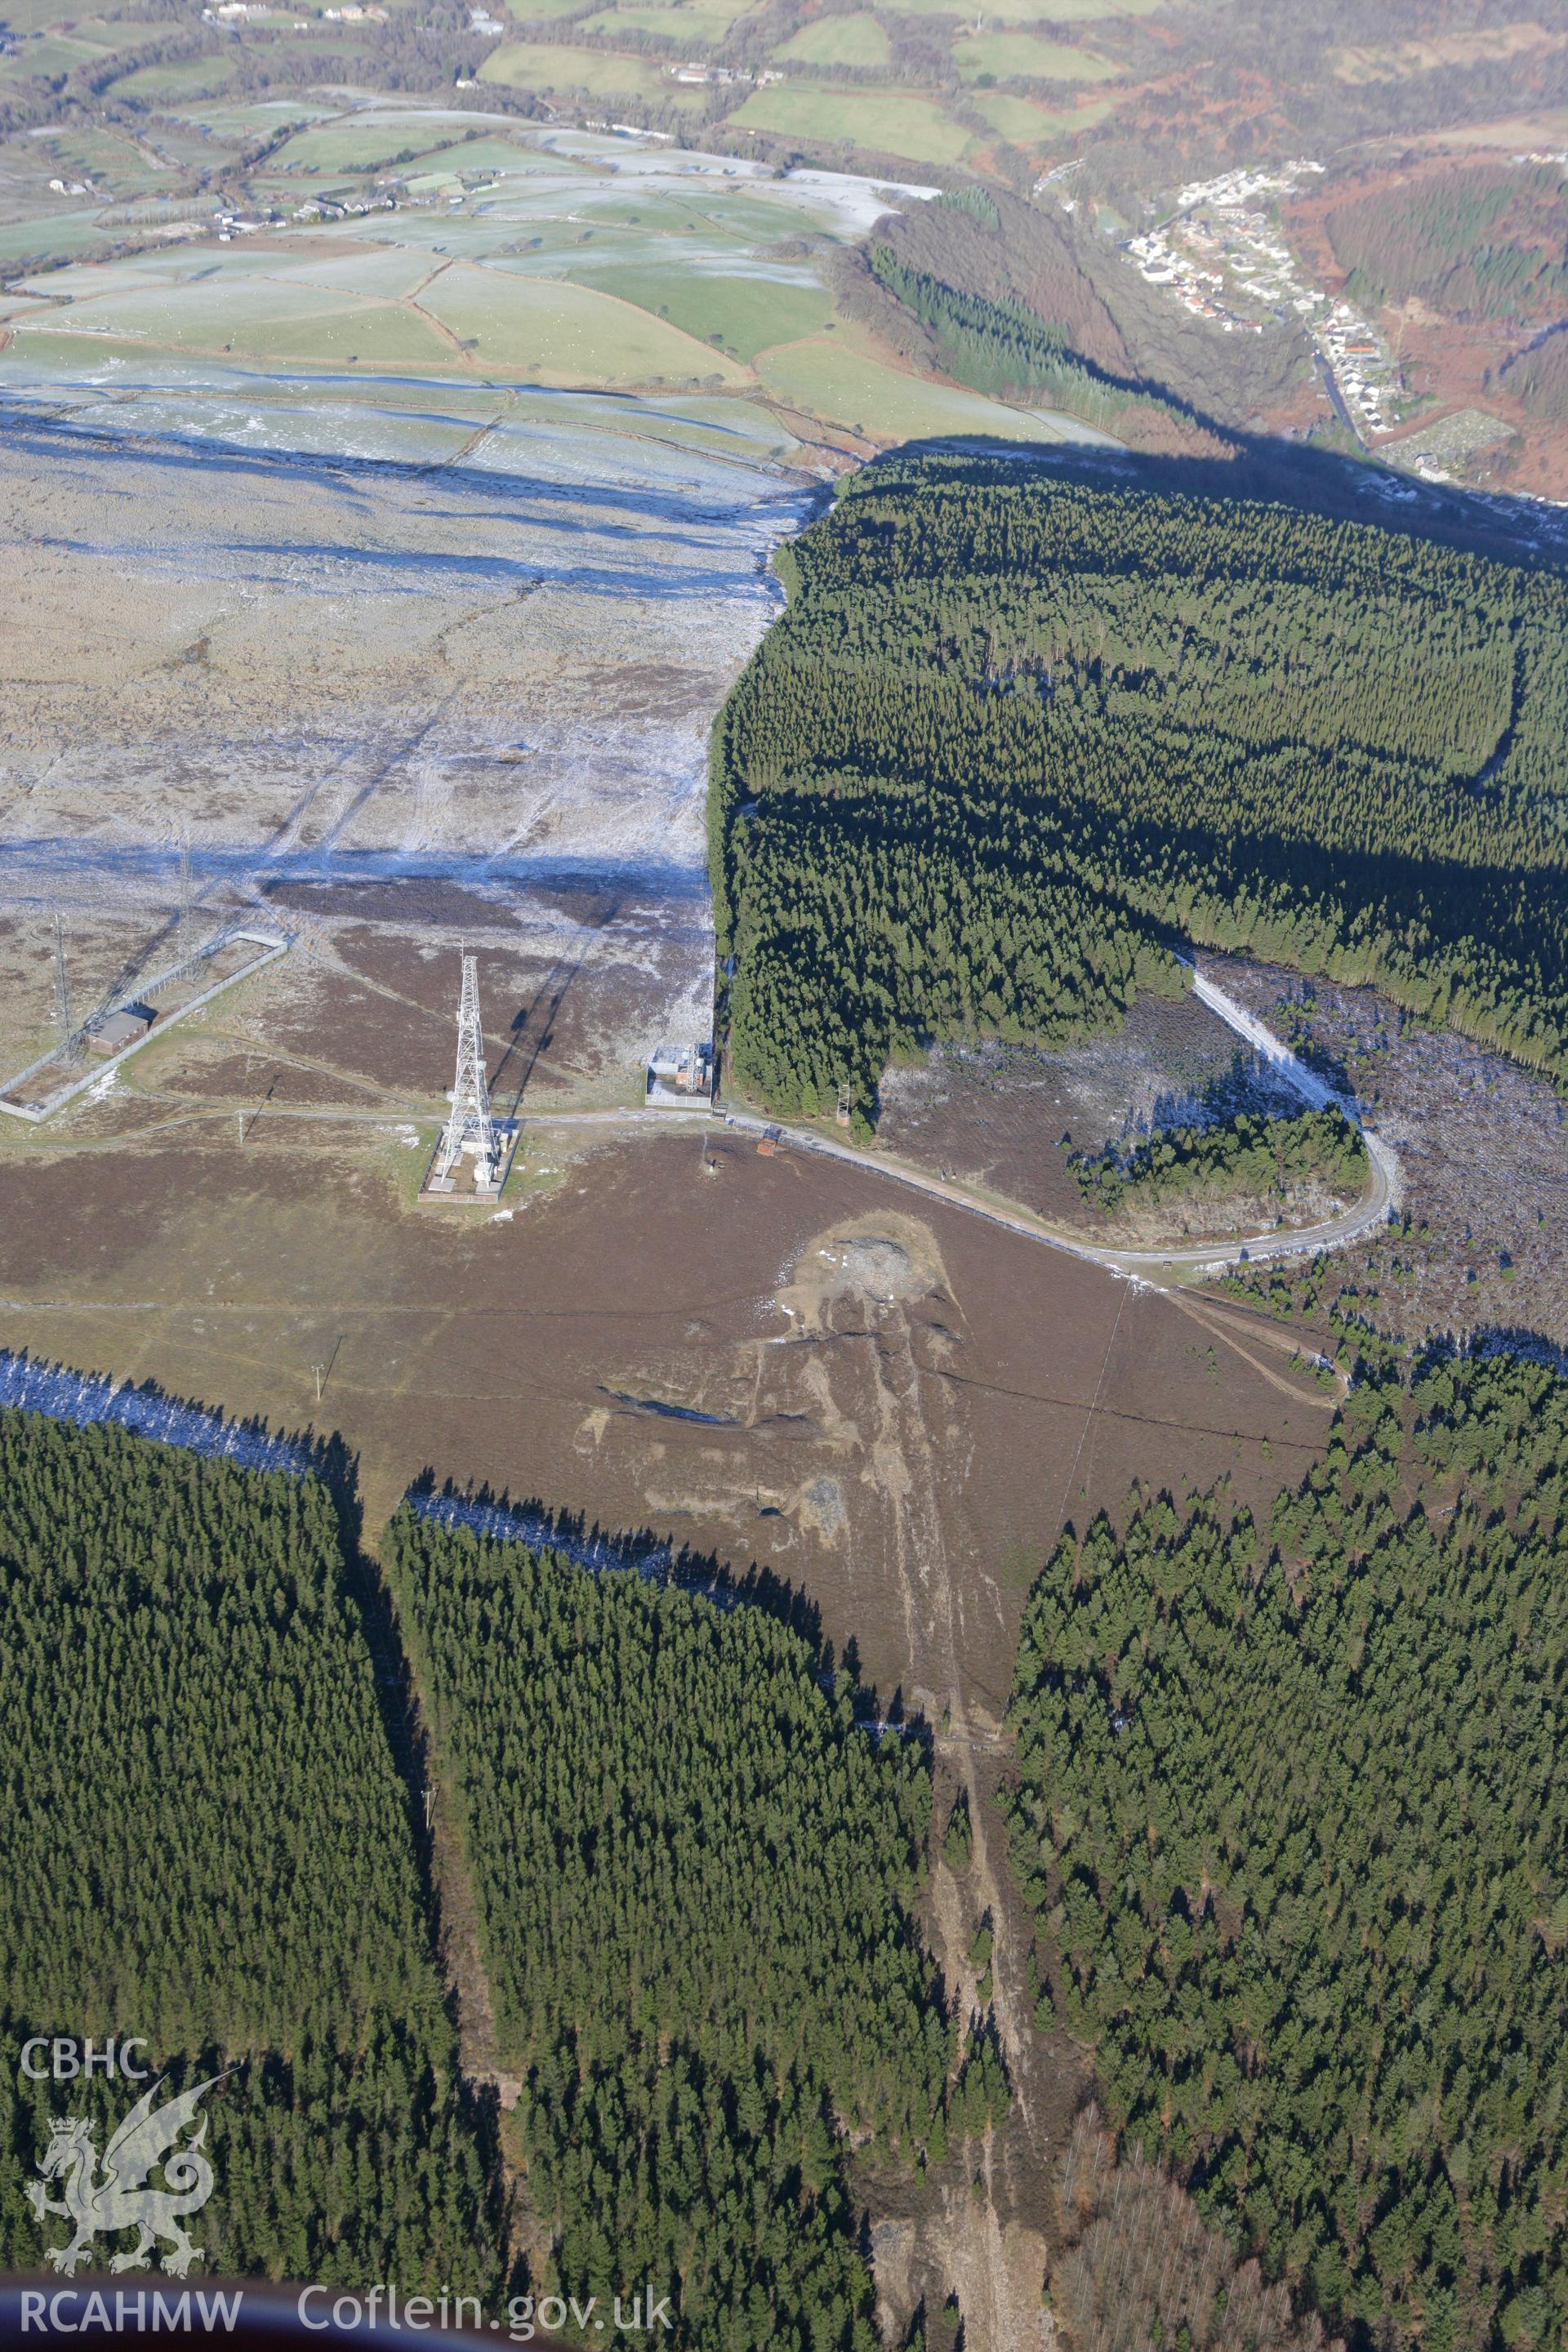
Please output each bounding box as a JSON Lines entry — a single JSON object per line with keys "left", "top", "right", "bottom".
{"left": 52, "top": 910, "right": 82, "bottom": 1063}
{"left": 434, "top": 951, "right": 497, "bottom": 1185}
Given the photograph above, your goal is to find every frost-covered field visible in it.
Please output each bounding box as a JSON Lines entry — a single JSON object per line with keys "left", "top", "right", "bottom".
{"left": 0, "top": 128, "right": 937, "bottom": 1065}
{"left": 0, "top": 126, "right": 1100, "bottom": 1070}
{"left": 0, "top": 378, "right": 812, "bottom": 1063}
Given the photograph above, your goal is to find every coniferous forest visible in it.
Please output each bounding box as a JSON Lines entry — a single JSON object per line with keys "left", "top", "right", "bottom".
{"left": 710, "top": 454, "right": 1568, "bottom": 1116}
{"left": 386, "top": 1509, "right": 956, "bottom": 2352}
{"left": 0, "top": 1409, "right": 967, "bottom": 2348}
{"left": 12, "top": 1356, "right": 1568, "bottom": 2352}
{"left": 1326, "top": 165, "right": 1568, "bottom": 324}
{"left": 0, "top": 1408, "right": 497, "bottom": 2291}
{"left": 866, "top": 247, "right": 1153, "bottom": 434}
{"left": 1004, "top": 1350, "right": 1568, "bottom": 2352}
{"left": 1069, "top": 1105, "right": 1366, "bottom": 1218}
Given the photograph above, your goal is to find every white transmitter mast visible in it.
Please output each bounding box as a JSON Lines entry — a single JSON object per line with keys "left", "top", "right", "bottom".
{"left": 420, "top": 951, "right": 518, "bottom": 1201}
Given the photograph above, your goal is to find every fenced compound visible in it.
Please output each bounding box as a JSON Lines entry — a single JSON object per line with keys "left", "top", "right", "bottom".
{"left": 0, "top": 925, "right": 289, "bottom": 1123}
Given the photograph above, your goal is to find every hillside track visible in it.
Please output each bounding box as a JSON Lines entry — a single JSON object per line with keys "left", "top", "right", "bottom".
{"left": 719, "top": 962, "right": 1401, "bottom": 1286}
{"left": 719, "top": 1110, "right": 1397, "bottom": 1287}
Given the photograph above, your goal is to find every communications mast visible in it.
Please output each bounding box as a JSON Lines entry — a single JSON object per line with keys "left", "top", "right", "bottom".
{"left": 433, "top": 952, "right": 498, "bottom": 1188}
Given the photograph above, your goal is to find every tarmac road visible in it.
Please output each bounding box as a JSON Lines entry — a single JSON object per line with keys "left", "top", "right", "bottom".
{"left": 711, "top": 960, "right": 1402, "bottom": 1285}
{"left": 715, "top": 1111, "right": 1400, "bottom": 1287}
{"left": 0, "top": 1077, "right": 1400, "bottom": 1292}
{"left": 0, "top": 956, "right": 1401, "bottom": 1286}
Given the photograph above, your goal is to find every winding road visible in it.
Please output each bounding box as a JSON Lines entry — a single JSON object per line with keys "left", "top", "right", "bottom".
{"left": 719, "top": 1108, "right": 1399, "bottom": 1286}
{"left": 2, "top": 941, "right": 1400, "bottom": 1290}
{"left": 716, "top": 964, "right": 1402, "bottom": 1286}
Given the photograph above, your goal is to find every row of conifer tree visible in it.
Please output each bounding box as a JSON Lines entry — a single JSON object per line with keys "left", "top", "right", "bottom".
{"left": 711, "top": 455, "right": 1568, "bottom": 1116}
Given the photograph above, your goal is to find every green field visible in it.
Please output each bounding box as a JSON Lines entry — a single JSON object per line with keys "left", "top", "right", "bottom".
{"left": 969, "top": 88, "right": 1111, "bottom": 140}
{"left": 887, "top": 0, "right": 1159, "bottom": 19}
{"left": 231, "top": 300, "right": 460, "bottom": 365}
{"left": 0, "top": 66, "right": 1120, "bottom": 439}
{"left": 0, "top": 0, "right": 89, "bottom": 29}
{"left": 400, "top": 131, "right": 566, "bottom": 172}
{"left": 16, "top": 288, "right": 458, "bottom": 368}
{"left": 772, "top": 11, "right": 892, "bottom": 64}
{"left": 0, "top": 33, "right": 109, "bottom": 77}
{"left": 0, "top": 116, "right": 905, "bottom": 393}
{"left": 14, "top": 253, "right": 758, "bottom": 383}
{"left": 16, "top": 249, "right": 278, "bottom": 299}
{"left": 480, "top": 38, "right": 688, "bottom": 96}
{"left": 168, "top": 96, "right": 341, "bottom": 135}
{"left": 951, "top": 29, "right": 1115, "bottom": 77}
{"left": 73, "top": 13, "right": 171, "bottom": 42}
{"left": 269, "top": 121, "right": 472, "bottom": 171}
{"left": 259, "top": 244, "right": 448, "bottom": 298}
{"left": 0, "top": 215, "right": 122, "bottom": 265}
{"left": 568, "top": 187, "right": 741, "bottom": 232}
{"left": 399, "top": 166, "right": 480, "bottom": 196}
{"left": 577, "top": 0, "right": 753, "bottom": 35}
{"left": 108, "top": 52, "right": 252, "bottom": 97}
{"left": 683, "top": 184, "right": 854, "bottom": 241}
{"left": 755, "top": 332, "right": 1081, "bottom": 440}
{"left": 728, "top": 82, "right": 973, "bottom": 164}
{"left": 4, "top": 123, "right": 158, "bottom": 191}
{"left": 502, "top": 0, "right": 596, "bottom": 20}
{"left": 24, "top": 122, "right": 147, "bottom": 163}
{"left": 27, "top": 272, "right": 381, "bottom": 340}
{"left": 413, "top": 261, "right": 753, "bottom": 381}
{"left": 578, "top": 260, "right": 834, "bottom": 357}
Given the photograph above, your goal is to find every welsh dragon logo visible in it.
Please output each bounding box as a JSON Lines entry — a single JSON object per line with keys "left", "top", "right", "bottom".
{"left": 24, "top": 2074, "right": 224, "bottom": 2278}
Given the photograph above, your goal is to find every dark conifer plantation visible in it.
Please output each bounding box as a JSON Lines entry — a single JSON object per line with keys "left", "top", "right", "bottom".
{"left": 867, "top": 248, "right": 1151, "bottom": 430}
{"left": 0, "top": 1408, "right": 497, "bottom": 2292}
{"left": 711, "top": 455, "right": 1568, "bottom": 1115}
{"left": 0, "top": 1406, "right": 969, "bottom": 2345}
{"left": 1070, "top": 1104, "right": 1366, "bottom": 1216}
{"left": 387, "top": 1512, "right": 957, "bottom": 2352}
{"left": 1004, "top": 1351, "right": 1568, "bottom": 2352}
